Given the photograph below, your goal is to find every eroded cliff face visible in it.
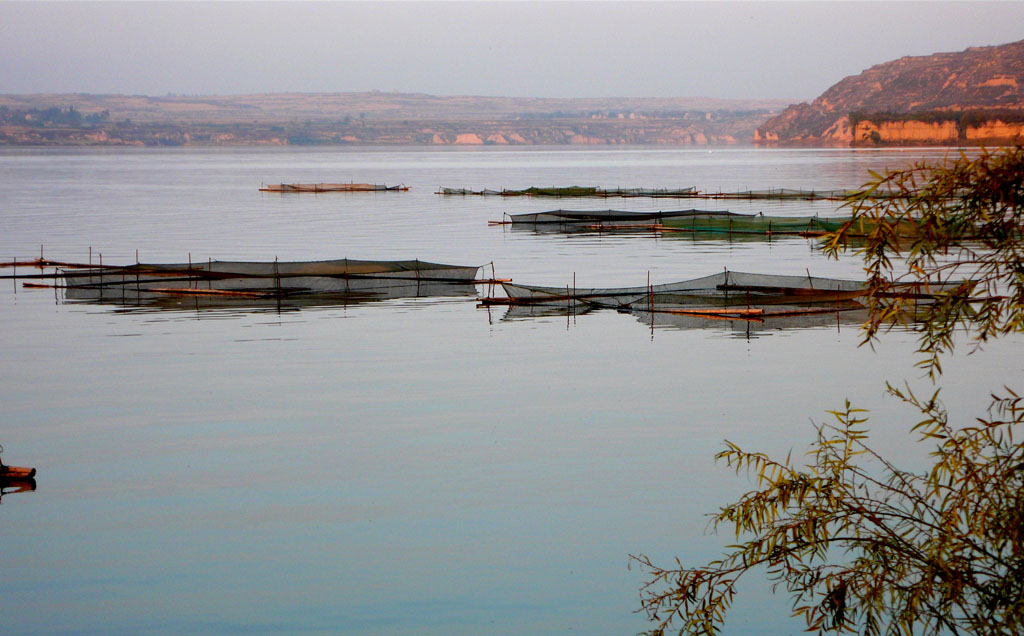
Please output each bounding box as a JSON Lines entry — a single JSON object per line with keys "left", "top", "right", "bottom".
{"left": 965, "top": 120, "right": 1024, "bottom": 143}
{"left": 853, "top": 120, "right": 959, "bottom": 144}
{"left": 757, "top": 39, "right": 1024, "bottom": 145}
{"left": 845, "top": 118, "right": 1024, "bottom": 146}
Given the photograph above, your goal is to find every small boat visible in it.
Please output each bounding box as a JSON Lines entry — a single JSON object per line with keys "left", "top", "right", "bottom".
{"left": 0, "top": 445, "right": 36, "bottom": 483}
{"left": 0, "top": 469, "right": 36, "bottom": 499}
{"left": 259, "top": 183, "right": 409, "bottom": 193}
{"left": 0, "top": 465, "right": 36, "bottom": 480}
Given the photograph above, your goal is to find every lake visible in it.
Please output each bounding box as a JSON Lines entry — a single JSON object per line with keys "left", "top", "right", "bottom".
{"left": 1, "top": 146, "right": 1020, "bottom": 635}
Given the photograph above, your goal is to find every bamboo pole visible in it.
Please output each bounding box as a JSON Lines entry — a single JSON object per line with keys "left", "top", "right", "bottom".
{"left": 0, "top": 259, "right": 107, "bottom": 270}
{"left": 274, "top": 257, "right": 281, "bottom": 297}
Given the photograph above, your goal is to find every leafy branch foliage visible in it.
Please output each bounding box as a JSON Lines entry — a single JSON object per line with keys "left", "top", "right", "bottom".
{"left": 634, "top": 388, "right": 1024, "bottom": 636}
{"left": 634, "top": 147, "right": 1024, "bottom": 636}
{"left": 823, "top": 146, "right": 1024, "bottom": 376}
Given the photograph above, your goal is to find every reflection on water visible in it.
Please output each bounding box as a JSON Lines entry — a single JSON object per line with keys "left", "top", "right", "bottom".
{"left": 636, "top": 305, "right": 868, "bottom": 337}
{"left": 65, "top": 281, "right": 870, "bottom": 339}
{"left": 63, "top": 279, "right": 481, "bottom": 316}
{"left": 0, "top": 451, "right": 37, "bottom": 504}
{"left": 490, "top": 301, "right": 868, "bottom": 338}
{"left": 0, "top": 477, "right": 37, "bottom": 503}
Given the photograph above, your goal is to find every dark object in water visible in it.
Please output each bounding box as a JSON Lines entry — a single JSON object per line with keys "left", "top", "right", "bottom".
{"left": 494, "top": 208, "right": 734, "bottom": 227}
{"left": 259, "top": 183, "right": 409, "bottom": 193}
{"left": 0, "top": 461, "right": 37, "bottom": 499}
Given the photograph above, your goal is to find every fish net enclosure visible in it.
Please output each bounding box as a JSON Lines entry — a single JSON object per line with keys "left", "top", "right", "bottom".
{"left": 51, "top": 258, "right": 485, "bottom": 307}
{"left": 194, "top": 258, "right": 479, "bottom": 279}
{"left": 498, "top": 270, "right": 868, "bottom": 302}
{"left": 439, "top": 186, "right": 697, "bottom": 198}
{"left": 443, "top": 186, "right": 909, "bottom": 200}
{"left": 696, "top": 188, "right": 849, "bottom": 200}
{"left": 695, "top": 187, "right": 909, "bottom": 200}
{"left": 57, "top": 258, "right": 480, "bottom": 280}
{"left": 490, "top": 270, "right": 878, "bottom": 324}
{"left": 506, "top": 209, "right": 735, "bottom": 224}
{"left": 51, "top": 259, "right": 482, "bottom": 300}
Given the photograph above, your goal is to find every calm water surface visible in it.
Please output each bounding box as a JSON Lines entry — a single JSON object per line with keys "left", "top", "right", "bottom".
{"left": 1, "top": 147, "right": 1020, "bottom": 635}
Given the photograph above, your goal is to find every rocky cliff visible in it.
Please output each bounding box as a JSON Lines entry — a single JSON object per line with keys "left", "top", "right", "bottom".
{"left": 756, "top": 39, "right": 1024, "bottom": 145}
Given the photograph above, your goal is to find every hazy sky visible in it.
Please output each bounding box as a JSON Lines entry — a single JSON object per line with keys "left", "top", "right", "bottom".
{"left": 2, "top": 1, "right": 1022, "bottom": 101}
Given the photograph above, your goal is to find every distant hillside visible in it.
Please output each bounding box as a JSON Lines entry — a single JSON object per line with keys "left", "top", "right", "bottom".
{"left": 0, "top": 92, "right": 793, "bottom": 123}
{"left": 0, "top": 92, "right": 792, "bottom": 147}
{"left": 755, "top": 39, "right": 1024, "bottom": 146}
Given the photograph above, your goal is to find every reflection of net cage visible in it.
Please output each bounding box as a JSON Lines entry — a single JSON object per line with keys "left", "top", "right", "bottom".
{"left": 636, "top": 304, "right": 870, "bottom": 333}
{"left": 659, "top": 214, "right": 846, "bottom": 235}
{"left": 0, "top": 441, "right": 36, "bottom": 498}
